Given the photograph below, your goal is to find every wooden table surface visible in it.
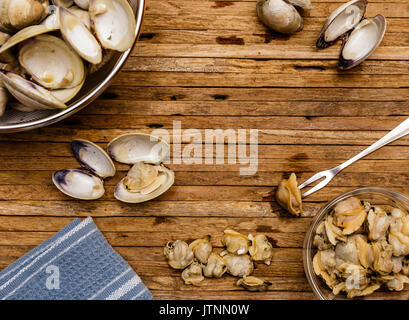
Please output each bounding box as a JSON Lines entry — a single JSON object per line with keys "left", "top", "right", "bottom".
{"left": 0, "top": 0, "right": 409, "bottom": 300}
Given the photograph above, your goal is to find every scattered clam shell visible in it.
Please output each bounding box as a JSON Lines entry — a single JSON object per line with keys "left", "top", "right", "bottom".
{"left": 52, "top": 169, "right": 105, "bottom": 200}
{"left": 338, "top": 15, "right": 386, "bottom": 70}
{"left": 59, "top": 7, "right": 102, "bottom": 64}
{"left": 108, "top": 133, "right": 170, "bottom": 165}
{"left": 256, "top": 0, "right": 304, "bottom": 35}
{"left": 316, "top": 0, "right": 367, "bottom": 49}
{"left": 18, "top": 35, "right": 86, "bottom": 89}
{"left": 71, "top": 139, "right": 116, "bottom": 178}
{"left": 89, "top": 0, "right": 136, "bottom": 52}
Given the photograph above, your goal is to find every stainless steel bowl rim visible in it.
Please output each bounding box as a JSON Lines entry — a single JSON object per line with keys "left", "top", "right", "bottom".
{"left": 0, "top": 0, "right": 145, "bottom": 133}
{"left": 303, "top": 187, "right": 409, "bottom": 300}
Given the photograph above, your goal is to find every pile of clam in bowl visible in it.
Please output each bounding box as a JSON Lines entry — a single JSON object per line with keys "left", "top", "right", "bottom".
{"left": 53, "top": 133, "right": 175, "bottom": 203}
{"left": 0, "top": 0, "right": 136, "bottom": 117}
{"left": 313, "top": 196, "right": 409, "bottom": 299}
{"left": 164, "top": 230, "right": 274, "bottom": 292}
{"left": 316, "top": 0, "right": 386, "bottom": 70}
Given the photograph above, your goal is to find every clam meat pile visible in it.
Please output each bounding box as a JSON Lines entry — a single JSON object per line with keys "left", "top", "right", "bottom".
{"left": 164, "top": 230, "right": 274, "bottom": 292}
{"left": 52, "top": 133, "right": 174, "bottom": 203}
{"left": 313, "top": 196, "right": 409, "bottom": 298}
{"left": 0, "top": 0, "right": 136, "bottom": 117}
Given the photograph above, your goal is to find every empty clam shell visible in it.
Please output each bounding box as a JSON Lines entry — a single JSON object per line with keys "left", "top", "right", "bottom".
{"left": 51, "top": 77, "right": 85, "bottom": 103}
{"left": 52, "top": 169, "right": 105, "bottom": 200}
{"left": 257, "top": 0, "right": 304, "bottom": 35}
{"left": 0, "top": 70, "right": 66, "bottom": 110}
{"left": 338, "top": 15, "right": 386, "bottom": 70}
{"left": 89, "top": 0, "right": 136, "bottom": 52}
{"left": 59, "top": 7, "right": 102, "bottom": 64}
{"left": 19, "top": 35, "right": 86, "bottom": 89}
{"left": 316, "top": 0, "right": 367, "bottom": 48}
{"left": 114, "top": 165, "right": 174, "bottom": 203}
{"left": 71, "top": 139, "right": 116, "bottom": 178}
{"left": 108, "top": 133, "right": 170, "bottom": 165}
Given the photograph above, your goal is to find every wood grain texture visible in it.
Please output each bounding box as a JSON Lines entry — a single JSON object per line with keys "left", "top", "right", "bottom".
{"left": 0, "top": 0, "right": 408, "bottom": 300}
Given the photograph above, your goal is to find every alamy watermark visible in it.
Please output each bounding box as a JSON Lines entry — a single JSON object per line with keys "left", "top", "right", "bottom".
{"left": 150, "top": 121, "right": 259, "bottom": 175}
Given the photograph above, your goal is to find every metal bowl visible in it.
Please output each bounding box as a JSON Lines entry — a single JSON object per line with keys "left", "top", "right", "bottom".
{"left": 0, "top": 0, "right": 145, "bottom": 133}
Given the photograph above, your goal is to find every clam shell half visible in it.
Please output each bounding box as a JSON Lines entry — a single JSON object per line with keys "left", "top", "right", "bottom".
{"left": 114, "top": 165, "right": 174, "bottom": 203}
{"left": 108, "top": 133, "right": 170, "bottom": 165}
{"left": 316, "top": 0, "right": 367, "bottom": 49}
{"left": 338, "top": 15, "right": 386, "bottom": 70}
{"left": 52, "top": 169, "right": 105, "bottom": 200}
{"left": 71, "top": 139, "right": 116, "bottom": 178}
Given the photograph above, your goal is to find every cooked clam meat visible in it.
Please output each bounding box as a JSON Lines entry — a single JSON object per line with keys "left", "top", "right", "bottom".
{"left": 164, "top": 240, "right": 194, "bottom": 270}
{"left": 222, "top": 229, "right": 249, "bottom": 255}
{"left": 314, "top": 196, "right": 409, "bottom": 298}
{"left": 236, "top": 276, "right": 272, "bottom": 292}
{"left": 276, "top": 173, "right": 302, "bottom": 216}
{"left": 181, "top": 260, "right": 204, "bottom": 286}
{"left": 203, "top": 253, "right": 227, "bottom": 278}
{"left": 222, "top": 253, "right": 254, "bottom": 278}
{"left": 189, "top": 235, "right": 212, "bottom": 264}
{"left": 248, "top": 234, "right": 273, "bottom": 265}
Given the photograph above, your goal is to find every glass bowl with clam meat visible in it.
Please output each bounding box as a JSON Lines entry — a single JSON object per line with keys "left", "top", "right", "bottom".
{"left": 0, "top": 0, "right": 144, "bottom": 132}
{"left": 303, "top": 187, "right": 409, "bottom": 300}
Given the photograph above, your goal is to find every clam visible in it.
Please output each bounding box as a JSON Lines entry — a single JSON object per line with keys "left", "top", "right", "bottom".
{"left": 222, "top": 229, "right": 249, "bottom": 255}
{"left": 0, "top": 0, "right": 49, "bottom": 33}
{"left": 236, "top": 276, "right": 272, "bottom": 292}
{"left": 71, "top": 139, "right": 115, "bottom": 178}
{"left": 222, "top": 253, "right": 254, "bottom": 277}
{"left": 108, "top": 133, "right": 170, "bottom": 165}
{"left": 18, "top": 35, "right": 85, "bottom": 89}
{"left": 313, "top": 221, "right": 333, "bottom": 250}
{"left": 338, "top": 15, "right": 386, "bottom": 70}
{"left": 248, "top": 234, "right": 273, "bottom": 265}
{"left": 256, "top": 0, "right": 304, "bottom": 35}
{"left": 276, "top": 173, "right": 302, "bottom": 216}
{"left": 59, "top": 7, "right": 102, "bottom": 64}
{"left": 325, "top": 215, "right": 347, "bottom": 245}
{"left": 316, "top": 0, "right": 367, "bottom": 49}
{"left": 50, "top": 77, "right": 85, "bottom": 103}
{"left": 52, "top": 169, "right": 104, "bottom": 200}
{"left": 89, "top": 0, "right": 136, "bottom": 52}
{"left": 203, "top": 253, "right": 227, "bottom": 278}
{"left": 333, "top": 196, "right": 366, "bottom": 235}
{"left": 0, "top": 70, "right": 66, "bottom": 110}
{"left": 189, "top": 235, "right": 212, "bottom": 264}
{"left": 367, "top": 206, "right": 390, "bottom": 241}
{"left": 164, "top": 240, "right": 194, "bottom": 270}
{"left": 181, "top": 260, "right": 204, "bottom": 286}
{"left": 286, "top": 0, "right": 312, "bottom": 10}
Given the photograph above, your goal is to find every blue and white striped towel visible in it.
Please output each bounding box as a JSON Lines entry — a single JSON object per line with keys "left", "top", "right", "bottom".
{"left": 0, "top": 217, "right": 153, "bottom": 300}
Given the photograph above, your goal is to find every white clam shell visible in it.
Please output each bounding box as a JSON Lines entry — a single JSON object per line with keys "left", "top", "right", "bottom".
{"left": 114, "top": 165, "right": 174, "bottom": 203}
{"left": 71, "top": 139, "right": 116, "bottom": 178}
{"left": 89, "top": 0, "right": 136, "bottom": 52}
{"left": 316, "top": 0, "right": 367, "bottom": 48}
{"left": 108, "top": 133, "right": 170, "bottom": 165}
{"left": 52, "top": 169, "right": 105, "bottom": 200}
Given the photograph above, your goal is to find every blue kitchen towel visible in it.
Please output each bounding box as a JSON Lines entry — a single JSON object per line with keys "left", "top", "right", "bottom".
{"left": 0, "top": 217, "right": 153, "bottom": 300}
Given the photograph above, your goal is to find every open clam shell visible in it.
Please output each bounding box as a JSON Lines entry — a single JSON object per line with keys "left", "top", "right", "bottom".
{"left": 50, "top": 77, "right": 85, "bottom": 103}
{"left": 338, "top": 15, "right": 386, "bottom": 70}
{"left": 0, "top": 70, "right": 66, "bottom": 109}
{"left": 18, "top": 35, "right": 86, "bottom": 89}
{"left": 71, "top": 139, "right": 116, "bottom": 178}
{"left": 89, "top": 0, "right": 136, "bottom": 52}
{"left": 108, "top": 133, "right": 170, "bottom": 165}
{"left": 114, "top": 165, "right": 174, "bottom": 203}
{"left": 52, "top": 169, "right": 105, "bottom": 200}
{"left": 316, "top": 0, "right": 367, "bottom": 48}
{"left": 59, "top": 7, "right": 102, "bottom": 64}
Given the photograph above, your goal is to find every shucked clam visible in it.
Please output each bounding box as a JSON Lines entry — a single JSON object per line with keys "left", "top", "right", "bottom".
{"left": 108, "top": 133, "right": 175, "bottom": 204}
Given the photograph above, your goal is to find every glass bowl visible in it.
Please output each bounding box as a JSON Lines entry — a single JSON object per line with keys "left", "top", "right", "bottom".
{"left": 303, "top": 187, "right": 409, "bottom": 300}
{"left": 0, "top": 0, "right": 145, "bottom": 133}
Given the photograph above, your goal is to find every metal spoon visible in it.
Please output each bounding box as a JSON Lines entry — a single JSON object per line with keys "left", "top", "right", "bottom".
{"left": 298, "top": 117, "right": 409, "bottom": 198}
